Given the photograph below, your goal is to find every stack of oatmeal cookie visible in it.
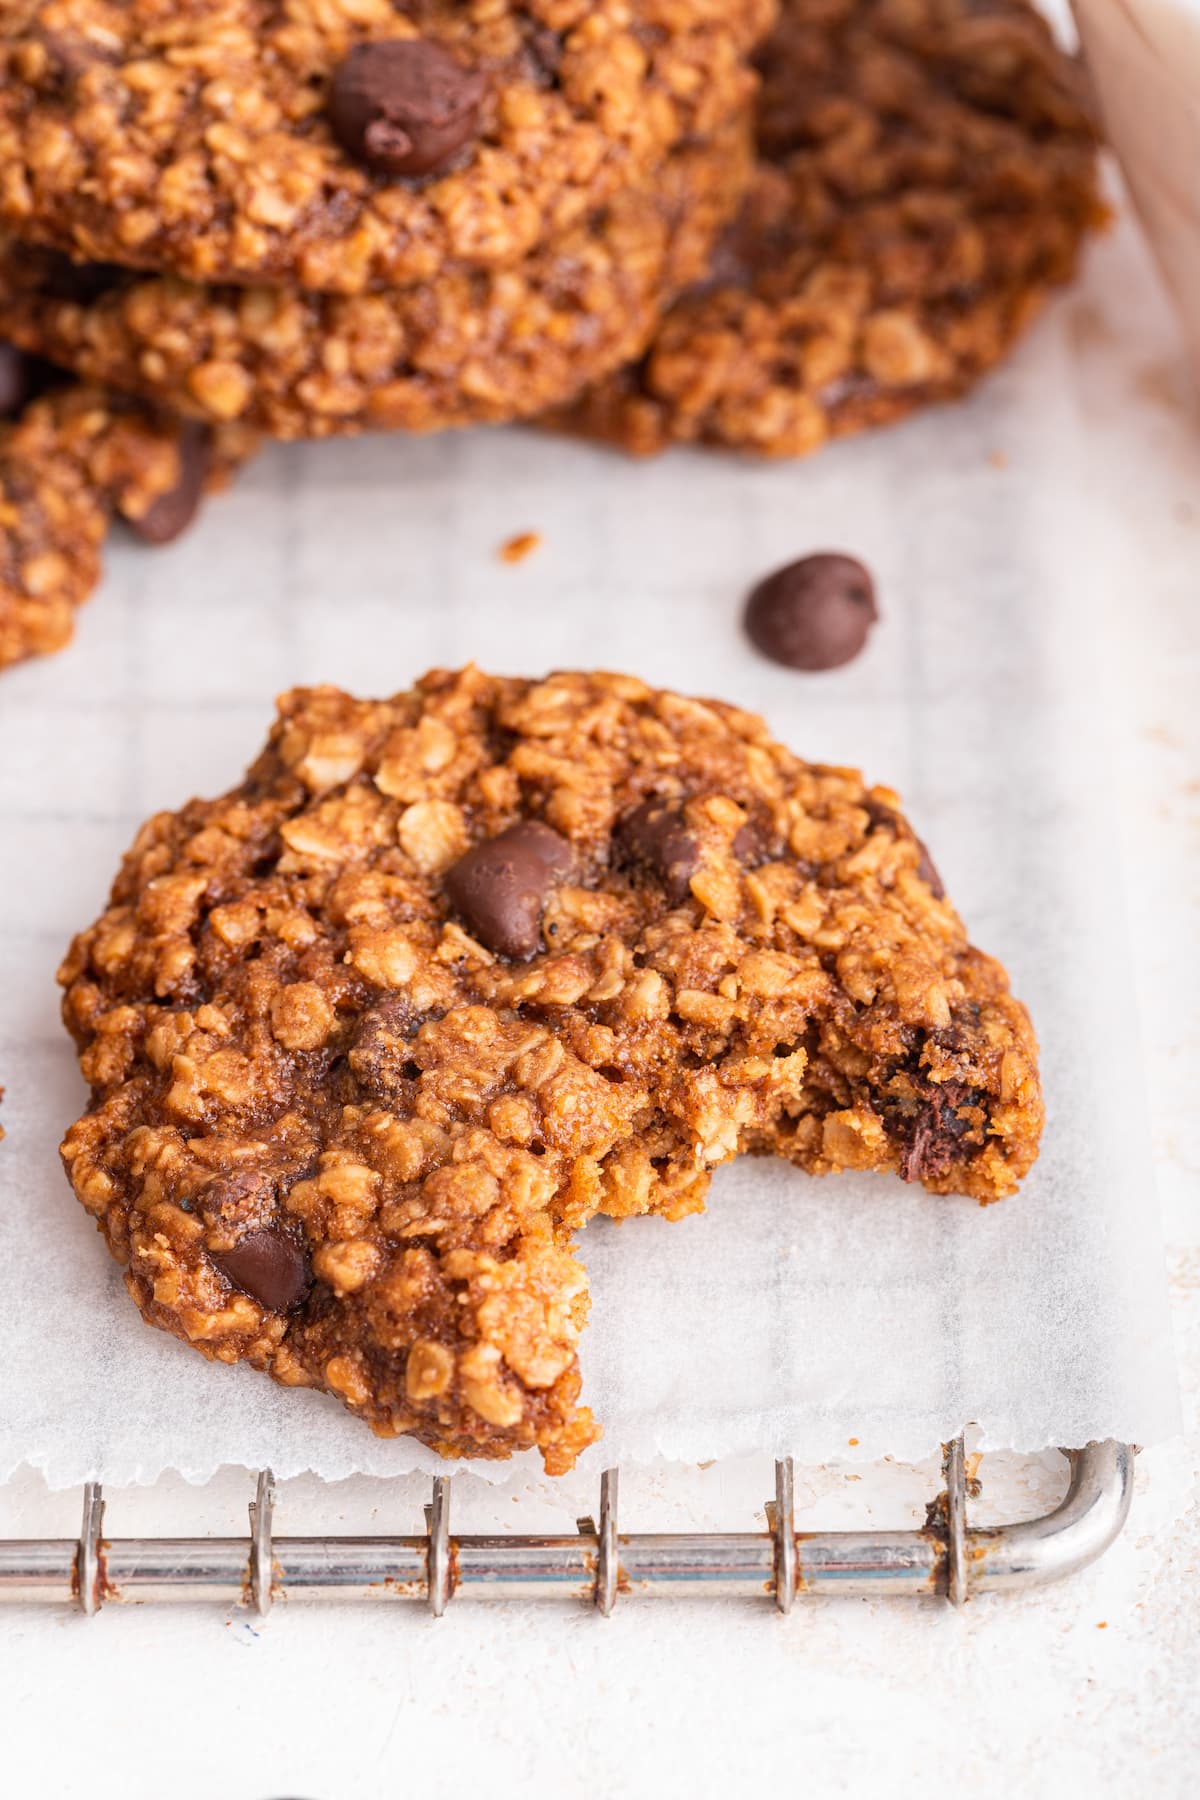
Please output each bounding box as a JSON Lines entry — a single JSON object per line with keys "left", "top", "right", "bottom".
{"left": 0, "top": 0, "right": 773, "bottom": 668}
{"left": 0, "top": 0, "right": 1101, "bottom": 671}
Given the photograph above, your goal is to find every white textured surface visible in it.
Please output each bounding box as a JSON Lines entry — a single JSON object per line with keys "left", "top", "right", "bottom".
{"left": 0, "top": 195, "right": 1197, "bottom": 1795}
{"left": 0, "top": 212, "right": 1182, "bottom": 1490}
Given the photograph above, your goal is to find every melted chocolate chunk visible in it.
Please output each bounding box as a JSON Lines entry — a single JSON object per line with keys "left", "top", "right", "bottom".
{"left": 328, "top": 40, "right": 486, "bottom": 178}
{"left": 40, "top": 29, "right": 115, "bottom": 89}
{"left": 895, "top": 1080, "right": 986, "bottom": 1183}
{"left": 862, "top": 797, "right": 901, "bottom": 836}
{"left": 445, "top": 819, "right": 572, "bottom": 959}
{"left": 864, "top": 800, "right": 944, "bottom": 900}
{"left": 523, "top": 24, "right": 563, "bottom": 83}
{"left": 349, "top": 996, "right": 422, "bottom": 1103}
{"left": 0, "top": 343, "right": 39, "bottom": 419}
{"left": 118, "top": 423, "right": 211, "bottom": 545}
{"left": 617, "top": 799, "right": 701, "bottom": 904}
{"left": 744, "top": 553, "right": 878, "bottom": 671}
{"left": 198, "top": 1169, "right": 274, "bottom": 1226}
{"left": 914, "top": 838, "right": 945, "bottom": 901}
{"left": 731, "top": 818, "right": 775, "bottom": 868}
{"left": 213, "top": 1227, "right": 311, "bottom": 1312}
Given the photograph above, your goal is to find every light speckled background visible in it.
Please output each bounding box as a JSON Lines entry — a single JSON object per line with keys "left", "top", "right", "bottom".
{"left": 0, "top": 200, "right": 1181, "bottom": 1491}
{"left": 0, "top": 190, "right": 1196, "bottom": 1796}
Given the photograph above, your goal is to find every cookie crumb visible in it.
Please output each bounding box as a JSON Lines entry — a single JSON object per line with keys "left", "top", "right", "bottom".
{"left": 499, "top": 531, "right": 542, "bottom": 565}
{"left": 988, "top": 449, "right": 1010, "bottom": 470}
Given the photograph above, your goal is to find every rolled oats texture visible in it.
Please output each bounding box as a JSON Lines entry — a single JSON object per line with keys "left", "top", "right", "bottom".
{"left": 58, "top": 669, "right": 1042, "bottom": 1471}
{"left": 0, "top": 378, "right": 254, "bottom": 672}
{"left": 0, "top": 0, "right": 775, "bottom": 292}
{"left": 0, "top": 121, "right": 753, "bottom": 437}
{"left": 554, "top": 0, "right": 1104, "bottom": 456}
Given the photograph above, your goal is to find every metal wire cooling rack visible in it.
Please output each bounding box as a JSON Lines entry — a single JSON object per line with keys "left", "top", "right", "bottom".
{"left": 0, "top": 1437, "right": 1133, "bottom": 1612}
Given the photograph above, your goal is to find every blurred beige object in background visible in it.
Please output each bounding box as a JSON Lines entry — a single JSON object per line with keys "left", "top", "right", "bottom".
{"left": 1074, "top": 0, "right": 1200, "bottom": 376}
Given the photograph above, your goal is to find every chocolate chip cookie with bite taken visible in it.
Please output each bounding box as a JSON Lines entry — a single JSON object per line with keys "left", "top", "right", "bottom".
{"left": 59, "top": 668, "right": 1043, "bottom": 1472}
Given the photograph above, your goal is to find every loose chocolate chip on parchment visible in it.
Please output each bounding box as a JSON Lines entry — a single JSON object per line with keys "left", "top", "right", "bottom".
{"left": 213, "top": 1228, "right": 312, "bottom": 1313}
{"left": 617, "top": 799, "right": 701, "bottom": 904}
{"left": 744, "top": 553, "right": 878, "bottom": 671}
{"left": 445, "top": 819, "right": 572, "bottom": 959}
{"left": 118, "top": 423, "right": 211, "bottom": 545}
{"left": 328, "top": 40, "right": 487, "bottom": 178}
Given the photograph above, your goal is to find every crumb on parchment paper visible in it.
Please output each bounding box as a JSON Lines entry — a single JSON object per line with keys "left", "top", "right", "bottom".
{"left": 498, "top": 532, "right": 542, "bottom": 565}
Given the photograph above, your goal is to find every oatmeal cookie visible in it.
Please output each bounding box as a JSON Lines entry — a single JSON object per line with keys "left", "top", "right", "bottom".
{"left": 0, "top": 121, "right": 751, "bottom": 437}
{"left": 555, "top": 0, "right": 1104, "bottom": 456}
{"left": 59, "top": 668, "right": 1043, "bottom": 1469}
{"left": 0, "top": 0, "right": 773, "bottom": 294}
{"left": 0, "top": 346, "right": 254, "bottom": 671}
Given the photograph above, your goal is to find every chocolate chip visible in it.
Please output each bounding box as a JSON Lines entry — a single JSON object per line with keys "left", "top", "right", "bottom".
{"left": 732, "top": 819, "right": 773, "bottom": 868}
{"left": 41, "top": 30, "right": 114, "bottom": 88}
{"left": 199, "top": 1168, "right": 272, "bottom": 1225}
{"left": 445, "top": 820, "right": 572, "bottom": 959}
{"left": 744, "top": 553, "right": 878, "bottom": 671}
{"left": 0, "top": 343, "right": 38, "bottom": 419}
{"left": 328, "top": 40, "right": 486, "bottom": 178}
{"left": 212, "top": 1228, "right": 311, "bottom": 1313}
{"left": 914, "top": 838, "right": 945, "bottom": 901}
{"left": 864, "top": 798, "right": 945, "bottom": 900}
{"left": 37, "top": 250, "right": 132, "bottom": 304}
{"left": 349, "top": 996, "right": 421, "bottom": 1103}
{"left": 617, "top": 800, "right": 701, "bottom": 904}
{"left": 862, "top": 797, "right": 900, "bottom": 835}
{"left": 116, "top": 423, "right": 211, "bottom": 546}
{"left": 895, "top": 1081, "right": 985, "bottom": 1183}
{"left": 523, "top": 24, "right": 563, "bottom": 83}
{"left": 699, "top": 216, "right": 757, "bottom": 292}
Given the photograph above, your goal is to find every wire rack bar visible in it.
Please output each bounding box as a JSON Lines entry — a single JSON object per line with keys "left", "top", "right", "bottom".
{"left": 0, "top": 1439, "right": 1133, "bottom": 1612}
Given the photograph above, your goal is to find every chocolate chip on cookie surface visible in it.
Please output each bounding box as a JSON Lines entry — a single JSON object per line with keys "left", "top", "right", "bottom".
{"left": 327, "top": 39, "right": 487, "bottom": 180}
{"left": 556, "top": 0, "right": 1103, "bottom": 456}
{"left": 0, "top": 361, "right": 253, "bottom": 672}
{"left": 0, "top": 0, "right": 773, "bottom": 294}
{"left": 59, "top": 668, "right": 1043, "bottom": 1471}
{"left": 0, "top": 339, "right": 50, "bottom": 416}
{"left": 445, "top": 820, "right": 574, "bottom": 959}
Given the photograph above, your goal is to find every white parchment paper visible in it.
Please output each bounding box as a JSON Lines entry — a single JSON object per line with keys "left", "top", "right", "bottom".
{"left": 0, "top": 205, "right": 1183, "bottom": 1488}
